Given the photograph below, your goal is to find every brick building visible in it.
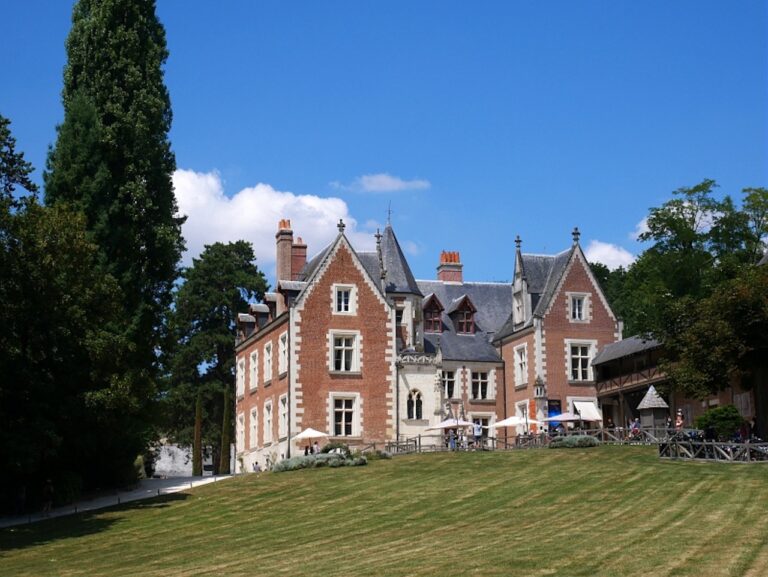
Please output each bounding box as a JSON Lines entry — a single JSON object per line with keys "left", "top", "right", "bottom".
{"left": 234, "top": 220, "right": 620, "bottom": 470}
{"left": 492, "top": 228, "right": 622, "bottom": 432}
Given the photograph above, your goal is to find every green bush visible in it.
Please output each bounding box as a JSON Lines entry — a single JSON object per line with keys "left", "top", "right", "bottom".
{"left": 695, "top": 405, "right": 744, "bottom": 440}
{"left": 363, "top": 450, "right": 392, "bottom": 461}
{"left": 272, "top": 453, "right": 366, "bottom": 473}
{"left": 549, "top": 435, "right": 600, "bottom": 449}
{"left": 320, "top": 442, "right": 351, "bottom": 458}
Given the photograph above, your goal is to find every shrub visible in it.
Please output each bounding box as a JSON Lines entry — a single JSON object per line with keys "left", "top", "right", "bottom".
{"left": 321, "top": 442, "right": 351, "bottom": 458}
{"left": 549, "top": 435, "right": 600, "bottom": 449}
{"left": 272, "top": 453, "right": 366, "bottom": 473}
{"left": 364, "top": 450, "right": 392, "bottom": 461}
{"left": 695, "top": 405, "right": 744, "bottom": 440}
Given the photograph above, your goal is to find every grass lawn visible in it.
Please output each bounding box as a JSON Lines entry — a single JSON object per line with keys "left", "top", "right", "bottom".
{"left": 1, "top": 445, "right": 767, "bottom": 577}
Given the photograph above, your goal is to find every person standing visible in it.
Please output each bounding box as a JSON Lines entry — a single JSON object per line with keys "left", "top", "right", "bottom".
{"left": 675, "top": 410, "right": 684, "bottom": 431}
{"left": 313, "top": 440, "right": 320, "bottom": 455}
{"left": 473, "top": 421, "right": 483, "bottom": 449}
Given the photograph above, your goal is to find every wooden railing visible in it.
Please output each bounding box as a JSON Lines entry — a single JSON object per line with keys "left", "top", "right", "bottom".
{"left": 595, "top": 366, "right": 666, "bottom": 394}
{"left": 659, "top": 438, "right": 768, "bottom": 463}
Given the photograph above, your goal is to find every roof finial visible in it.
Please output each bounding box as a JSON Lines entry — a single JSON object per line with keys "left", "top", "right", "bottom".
{"left": 572, "top": 226, "right": 580, "bottom": 245}
{"left": 338, "top": 218, "right": 346, "bottom": 234}
{"left": 387, "top": 201, "right": 392, "bottom": 226}
{"left": 514, "top": 235, "right": 522, "bottom": 250}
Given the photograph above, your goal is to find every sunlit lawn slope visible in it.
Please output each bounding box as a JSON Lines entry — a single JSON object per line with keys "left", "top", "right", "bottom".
{"left": 2, "top": 445, "right": 767, "bottom": 577}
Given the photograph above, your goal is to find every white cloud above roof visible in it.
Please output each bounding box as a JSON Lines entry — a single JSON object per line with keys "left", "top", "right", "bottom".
{"left": 330, "top": 172, "right": 431, "bottom": 193}
{"left": 584, "top": 240, "right": 635, "bottom": 270}
{"left": 173, "top": 169, "right": 376, "bottom": 274}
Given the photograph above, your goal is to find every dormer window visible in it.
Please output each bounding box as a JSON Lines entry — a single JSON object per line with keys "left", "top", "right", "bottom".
{"left": 422, "top": 294, "right": 444, "bottom": 333}
{"left": 447, "top": 295, "right": 476, "bottom": 335}
{"left": 457, "top": 309, "right": 474, "bottom": 334}
{"left": 514, "top": 292, "right": 524, "bottom": 323}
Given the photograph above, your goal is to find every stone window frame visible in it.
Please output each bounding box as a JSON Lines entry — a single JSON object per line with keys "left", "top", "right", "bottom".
{"left": 278, "top": 394, "right": 288, "bottom": 440}
{"left": 328, "top": 329, "right": 362, "bottom": 373}
{"left": 278, "top": 331, "right": 288, "bottom": 376}
{"left": 332, "top": 283, "right": 358, "bottom": 316}
{"left": 441, "top": 370, "right": 456, "bottom": 399}
{"left": 249, "top": 407, "right": 258, "bottom": 449}
{"left": 249, "top": 350, "right": 259, "bottom": 391}
{"left": 565, "top": 338, "right": 597, "bottom": 382}
{"left": 514, "top": 344, "right": 528, "bottom": 388}
{"left": 329, "top": 392, "right": 361, "bottom": 438}
{"left": 407, "top": 389, "right": 423, "bottom": 420}
{"left": 471, "top": 371, "right": 490, "bottom": 400}
{"left": 236, "top": 357, "right": 245, "bottom": 398}
{"left": 263, "top": 342, "right": 273, "bottom": 384}
{"left": 566, "top": 292, "right": 591, "bottom": 323}
{"left": 263, "top": 399, "right": 273, "bottom": 445}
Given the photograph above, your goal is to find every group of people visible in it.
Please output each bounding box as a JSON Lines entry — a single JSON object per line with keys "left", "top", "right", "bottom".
{"left": 303, "top": 441, "right": 321, "bottom": 456}
{"left": 445, "top": 422, "right": 485, "bottom": 450}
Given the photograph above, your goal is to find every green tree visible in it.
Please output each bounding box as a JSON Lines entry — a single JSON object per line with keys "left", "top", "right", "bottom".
{"left": 164, "top": 241, "right": 267, "bottom": 473}
{"left": 192, "top": 390, "right": 202, "bottom": 477}
{"left": 1, "top": 115, "right": 140, "bottom": 509}
{"left": 44, "top": 0, "right": 185, "bottom": 482}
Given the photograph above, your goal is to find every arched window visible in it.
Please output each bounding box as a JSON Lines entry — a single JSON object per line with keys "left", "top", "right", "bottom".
{"left": 407, "top": 390, "right": 423, "bottom": 420}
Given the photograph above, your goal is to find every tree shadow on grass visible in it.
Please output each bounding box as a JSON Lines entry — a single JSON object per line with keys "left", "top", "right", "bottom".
{"left": 0, "top": 493, "right": 189, "bottom": 552}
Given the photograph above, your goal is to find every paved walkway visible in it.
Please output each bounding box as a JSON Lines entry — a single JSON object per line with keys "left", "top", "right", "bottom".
{"left": 0, "top": 475, "right": 233, "bottom": 529}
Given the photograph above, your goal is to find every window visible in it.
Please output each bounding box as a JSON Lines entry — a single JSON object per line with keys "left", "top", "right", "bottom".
{"left": 424, "top": 306, "right": 442, "bottom": 332}
{"left": 334, "top": 397, "right": 355, "bottom": 436}
{"left": 570, "top": 344, "right": 592, "bottom": 381}
{"left": 278, "top": 332, "right": 288, "bottom": 375}
{"left": 457, "top": 309, "right": 474, "bottom": 334}
{"left": 330, "top": 331, "right": 360, "bottom": 372}
{"left": 236, "top": 413, "right": 245, "bottom": 452}
{"left": 514, "top": 293, "right": 524, "bottom": 322}
{"left": 249, "top": 408, "right": 258, "bottom": 449}
{"left": 236, "top": 358, "right": 245, "bottom": 397}
{"left": 278, "top": 395, "right": 288, "bottom": 439}
{"left": 407, "top": 390, "right": 423, "bottom": 420}
{"left": 263, "top": 400, "right": 273, "bottom": 444}
{"left": 514, "top": 345, "right": 527, "bottom": 386}
{"left": 568, "top": 293, "right": 590, "bottom": 322}
{"left": 264, "top": 342, "right": 273, "bottom": 383}
{"left": 442, "top": 371, "right": 455, "bottom": 399}
{"left": 249, "top": 350, "right": 258, "bottom": 391}
{"left": 333, "top": 284, "right": 356, "bottom": 315}
{"left": 395, "top": 308, "right": 404, "bottom": 326}
{"left": 471, "top": 372, "right": 489, "bottom": 400}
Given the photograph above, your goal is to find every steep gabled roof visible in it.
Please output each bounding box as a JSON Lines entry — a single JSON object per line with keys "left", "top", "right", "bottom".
{"left": 380, "top": 225, "right": 422, "bottom": 295}
{"left": 494, "top": 248, "right": 573, "bottom": 342}
{"left": 446, "top": 294, "right": 476, "bottom": 314}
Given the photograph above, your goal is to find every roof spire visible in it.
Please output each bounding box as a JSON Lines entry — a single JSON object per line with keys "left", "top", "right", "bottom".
{"left": 375, "top": 228, "right": 387, "bottom": 286}
{"left": 387, "top": 201, "right": 392, "bottom": 225}
{"left": 514, "top": 235, "right": 522, "bottom": 250}
{"left": 572, "top": 226, "right": 580, "bottom": 245}
{"left": 337, "top": 219, "right": 346, "bottom": 234}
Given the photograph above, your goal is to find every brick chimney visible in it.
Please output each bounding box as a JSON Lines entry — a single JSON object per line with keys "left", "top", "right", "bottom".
{"left": 276, "top": 219, "right": 293, "bottom": 283}
{"left": 437, "top": 251, "right": 463, "bottom": 283}
{"left": 291, "top": 236, "right": 307, "bottom": 281}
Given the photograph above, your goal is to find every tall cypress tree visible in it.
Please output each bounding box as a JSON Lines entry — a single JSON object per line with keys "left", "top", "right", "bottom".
{"left": 45, "top": 1, "right": 184, "bottom": 409}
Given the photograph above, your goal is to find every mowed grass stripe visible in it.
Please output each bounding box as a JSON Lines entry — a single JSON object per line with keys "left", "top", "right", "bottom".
{"left": 2, "top": 446, "right": 768, "bottom": 577}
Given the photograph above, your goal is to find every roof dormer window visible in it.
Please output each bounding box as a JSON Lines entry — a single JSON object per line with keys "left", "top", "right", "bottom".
{"left": 422, "top": 294, "right": 444, "bottom": 333}
{"left": 456, "top": 309, "right": 474, "bottom": 334}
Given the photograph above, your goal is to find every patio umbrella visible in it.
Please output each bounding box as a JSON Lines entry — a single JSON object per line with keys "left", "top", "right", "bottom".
{"left": 542, "top": 412, "right": 582, "bottom": 422}
{"left": 291, "top": 427, "right": 330, "bottom": 443}
{"left": 425, "top": 417, "right": 475, "bottom": 430}
{"left": 489, "top": 416, "right": 544, "bottom": 429}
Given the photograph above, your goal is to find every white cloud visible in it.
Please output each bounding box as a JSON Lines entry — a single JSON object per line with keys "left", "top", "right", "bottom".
{"left": 630, "top": 217, "right": 649, "bottom": 241}
{"left": 584, "top": 240, "right": 635, "bottom": 270}
{"left": 173, "top": 169, "right": 376, "bottom": 275}
{"left": 402, "top": 240, "right": 421, "bottom": 256}
{"left": 331, "top": 172, "right": 431, "bottom": 193}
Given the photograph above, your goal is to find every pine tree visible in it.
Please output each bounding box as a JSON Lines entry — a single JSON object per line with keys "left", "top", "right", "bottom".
{"left": 193, "top": 390, "right": 203, "bottom": 477}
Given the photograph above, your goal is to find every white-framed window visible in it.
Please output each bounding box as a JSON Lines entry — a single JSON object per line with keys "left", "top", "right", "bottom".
{"left": 471, "top": 371, "right": 489, "bottom": 400}
{"left": 566, "top": 339, "right": 596, "bottom": 381}
{"left": 263, "top": 400, "right": 273, "bottom": 444}
{"left": 567, "top": 292, "right": 590, "bottom": 322}
{"left": 236, "top": 413, "right": 245, "bottom": 452}
{"left": 249, "top": 408, "right": 258, "bottom": 449}
{"left": 332, "top": 396, "right": 357, "bottom": 437}
{"left": 407, "top": 390, "right": 423, "bottom": 420}
{"left": 514, "top": 344, "right": 528, "bottom": 387}
{"left": 278, "top": 332, "right": 288, "bottom": 375}
{"left": 514, "top": 292, "right": 524, "bottom": 323}
{"left": 329, "top": 330, "right": 361, "bottom": 372}
{"left": 249, "top": 350, "right": 259, "bottom": 391}
{"left": 332, "top": 284, "right": 357, "bottom": 315}
{"left": 263, "top": 342, "right": 273, "bottom": 383}
{"left": 442, "top": 370, "right": 455, "bottom": 399}
{"left": 278, "top": 395, "right": 288, "bottom": 439}
{"left": 236, "top": 357, "right": 245, "bottom": 397}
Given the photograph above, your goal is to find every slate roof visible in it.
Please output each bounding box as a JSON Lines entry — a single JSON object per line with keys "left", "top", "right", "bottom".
{"left": 637, "top": 385, "right": 669, "bottom": 410}
{"left": 592, "top": 335, "right": 661, "bottom": 366}
{"left": 417, "top": 280, "right": 512, "bottom": 362}
{"left": 494, "top": 248, "right": 573, "bottom": 342}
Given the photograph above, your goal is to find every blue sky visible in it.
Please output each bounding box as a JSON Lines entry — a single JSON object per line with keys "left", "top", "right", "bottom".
{"left": 2, "top": 1, "right": 766, "bottom": 285}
